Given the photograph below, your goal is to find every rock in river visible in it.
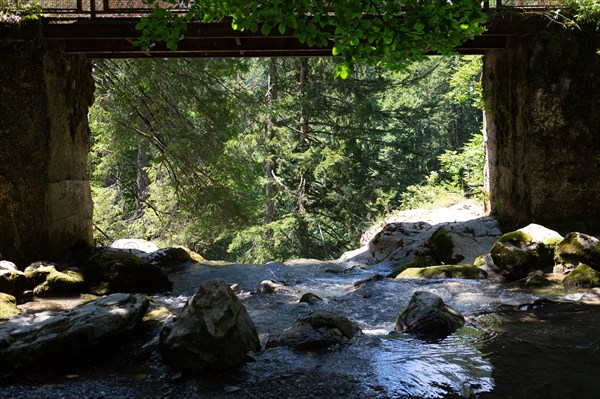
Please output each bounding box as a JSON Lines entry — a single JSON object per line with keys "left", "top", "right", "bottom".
{"left": 160, "top": 279, "right": 260, "bottom": 373}
{"left": 266, "top": 311, "right": 360, "bottom": 350}
{"left": 0, "top": 293, "right": 149, "bottom": 375}
{"left": 396, "top": 291, "right": 465, "bottom": 338}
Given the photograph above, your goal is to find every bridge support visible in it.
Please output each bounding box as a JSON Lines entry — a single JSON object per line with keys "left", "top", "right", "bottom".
{"left": 483, "top": 26, "right": 600, "bottom": 233}
{"left": 0, "top": 43, "right": 94, "bottom": 267}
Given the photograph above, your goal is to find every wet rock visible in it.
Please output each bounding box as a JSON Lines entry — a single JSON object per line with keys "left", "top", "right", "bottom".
{"left": 299, "top": 292, "right": 323, "bottom": 304}
{"left": 160, "top": 279, "right": 260, "bottom": 373}
{"left": 490, "top": 224, "right": 563, "bottom": 281}
{"left": 111, "top": 238, "right": 160, "bottom": 254}
{"left": 0, "top": 293, "right": 20, "bottom": 320}
{"left": 555, "top": 232, "right": 600, "bottom": 271}
{"left": 0, "top": 293, "right": 149, "bottom": 374}
{"left": 563, "top": 264, "right": 600, "bottom": 288}
{"left": 353, "top": 274, "right": 385, "bottom": 287}
{"left": 79, "top": 248, "right": 172, "bottom": 295}
{"left": 266, "top": 311, "right": 360, "bottom": 350}
{"left": 257, "top": 279, "right": 285, "bottom": 294}
{"left": 0, "top": 263, "right": 26, "bottom": 297}
{"left": 396, "top": 265, "right": 487, "bottom": 279}
{"left": 395, "top": 291, "right": 465, "bottom": 338}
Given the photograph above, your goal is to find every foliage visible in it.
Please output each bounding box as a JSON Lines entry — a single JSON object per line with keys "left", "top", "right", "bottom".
{"left": 400, "top": 132, "right": 485, "bottom": 210}
{"left": 136, "top": 0, "right": 486, "bottom": 76}
{"left": 568, "top": 0, "right": 600, "bottom": 27}
{"left": 89, "top": 55, "right": 484, "bottom": 263}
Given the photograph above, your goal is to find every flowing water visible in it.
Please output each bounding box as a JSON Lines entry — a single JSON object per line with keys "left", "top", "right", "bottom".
{"left": 2, "top": 260, "right": 600, "bottom": 399}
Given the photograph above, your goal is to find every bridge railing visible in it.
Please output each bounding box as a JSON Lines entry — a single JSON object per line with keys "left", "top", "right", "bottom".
{"left": 2, "top": 0, "right": 569, "bottom": 18}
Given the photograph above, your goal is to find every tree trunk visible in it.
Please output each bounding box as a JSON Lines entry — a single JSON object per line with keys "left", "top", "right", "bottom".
{"left": 135, "top": 138, "right": 151, "bottom": 217}
{"left": 264, "top": 59, "right": 279, "bottom": 255}
{"left": 297, "top": 58, "right": 311, "bottom": 258}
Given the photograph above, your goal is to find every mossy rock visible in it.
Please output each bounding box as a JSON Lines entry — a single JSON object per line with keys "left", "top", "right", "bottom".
{"left": 509, "top": 271, "right": 553, "bottom": 288}
{"left": 0, "top": 269, "right": 27, "bottom": 297}
{"left": 387, "top": 256, "right": 432, "bottom": 278}
{"left": 80, "top": 248, "right": 172, "bottom": 295}
{"left": 33, "top": 269, "right": 85, "bottom": 297}
{"left": 563, "top": 264, "right": 600, "bottom": 288}
{"left": 0, "top": 293, "right": 20, "bottom": 320}
{"left": 396, "top": 265, "right": 487, "bottom": 280}
{"left": 24, "top": 262, "right": 60, "bottom": 289}
{"left": 555, "top": 232, "right": 600, "bottom": 270}
{"left": 490, "top": 224, "right": 562, "bottom": 281}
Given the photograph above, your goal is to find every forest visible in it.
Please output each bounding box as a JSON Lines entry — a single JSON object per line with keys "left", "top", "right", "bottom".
{"left": 89, "top": 55, "right": 485, "bottom": 263}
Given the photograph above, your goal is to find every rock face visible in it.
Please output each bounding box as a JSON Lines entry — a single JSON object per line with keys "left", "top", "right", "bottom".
{"left": 0, "top": 293, "right": 149, "bottom": 374}
{"left": 160, "top": 279, "right": 260, "bottom": 373}
{"left": 0, "top": 44, "right": 94, "bottom": 267}
{"left": 266, "top": 311, "right": 360, "bottom": 350}
{"left": 490, "top": 224, "right": 562, "bottom": 281}
{"left": 342, "top": 203, "right": 501, "bottom": 267}
{"left": 395, "top": 291, "right": 465, "bottom": 338}
{"left": 80, "top": 248, "right": 172, "bottom": 295}
{"left": 483, "top": 26, "right": 600, "bottom": 232}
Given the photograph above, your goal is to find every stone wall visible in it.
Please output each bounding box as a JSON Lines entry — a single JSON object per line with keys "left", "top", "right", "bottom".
{"left": 483, "top": 26, "right": 600, "bottom": 233}
{"left": 0, "top": 42, "right": 94, "bottom": 266}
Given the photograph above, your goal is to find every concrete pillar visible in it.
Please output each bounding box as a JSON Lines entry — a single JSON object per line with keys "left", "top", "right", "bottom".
{"left": 483, "top": 26, "right": 600, "bottom": 233}
{"left": 0, "top": 42, "right": 94, "bottom": 266}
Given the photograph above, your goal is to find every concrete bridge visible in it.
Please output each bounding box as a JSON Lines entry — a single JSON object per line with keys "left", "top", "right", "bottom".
{"left": 1, "top": 0, "right": 599, "bottom": 265}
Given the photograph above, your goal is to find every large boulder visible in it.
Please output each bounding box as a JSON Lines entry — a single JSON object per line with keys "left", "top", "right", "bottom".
{"left": 396, "top": 291, "right": 465, "bottom": 338}
{"left": 0, "top": 293, "right": 20, "bottom": 321}
{"left": 0, "top": 261, "right": 26, "bottom": 297}
{"left": 0, "top": 293, "right": 149, "bottom": 374}
{"left": 490, "top": 224, "right": 563, "bottom": 281}
{"left": 160, "top": 279, "right": 260, "bottom": 373}
{"left": 79, "top": 248, "right": 172, "bottom": 295}
{"left": 266, "top": 311, "right": 360, "bottom": 350}
{"left": 555, "top": 232, "right": 600, "bottom": 271}
{"left": 342, "top": 204, "right": 501, "bottom": 268}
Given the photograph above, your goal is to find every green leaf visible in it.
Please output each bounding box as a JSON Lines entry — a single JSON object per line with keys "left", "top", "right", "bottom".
{"left": 460, "top": 23, "right": 470, "bottom": 30}
{"left": 278, "top": 23, "right": 286, "bottom": 35}
{"left": 332, "top": 46, "right": 341, "bottom": 56}
{"left": 261, "top": 24, "right": 271, "bottom": 36}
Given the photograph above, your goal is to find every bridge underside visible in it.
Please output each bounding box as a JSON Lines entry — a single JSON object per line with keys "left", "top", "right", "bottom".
{"left": 39, "top": 17, "right": 544, "bottom": 58}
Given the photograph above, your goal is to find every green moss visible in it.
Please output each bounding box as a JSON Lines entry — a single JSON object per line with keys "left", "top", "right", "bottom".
{"left": 498, "top": 231, "right": 533, "bottom": 245}
{"left": 563, "top": 263, "right": 600, "bottom": 288}
{"left": 397, "top": 265, "right": 486, "bottom": 279}
{"left": 33, "top": 269, "right": 85, "bottom": 297}
{"left": 473, "top": 254, "right": 488, "bottom": 267}
{"left": 0, "top": 292, "right": 20, "bottom": 320}
{"left": 387, "top": 256, "right": 432, "bottom": 278}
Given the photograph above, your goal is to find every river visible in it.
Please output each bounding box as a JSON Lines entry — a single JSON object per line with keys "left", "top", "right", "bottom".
{"left": 1, "top": 259, "right": 599, "bottom": 399}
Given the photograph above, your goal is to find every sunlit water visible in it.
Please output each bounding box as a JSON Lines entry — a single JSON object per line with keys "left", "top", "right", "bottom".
{"left": 152, "top": 260, "right": 600, "bottom": 398}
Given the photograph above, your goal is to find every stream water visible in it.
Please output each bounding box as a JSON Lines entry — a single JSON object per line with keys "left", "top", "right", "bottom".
{"left": 2, "top": 260, "right": 600, "bottom": 399}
